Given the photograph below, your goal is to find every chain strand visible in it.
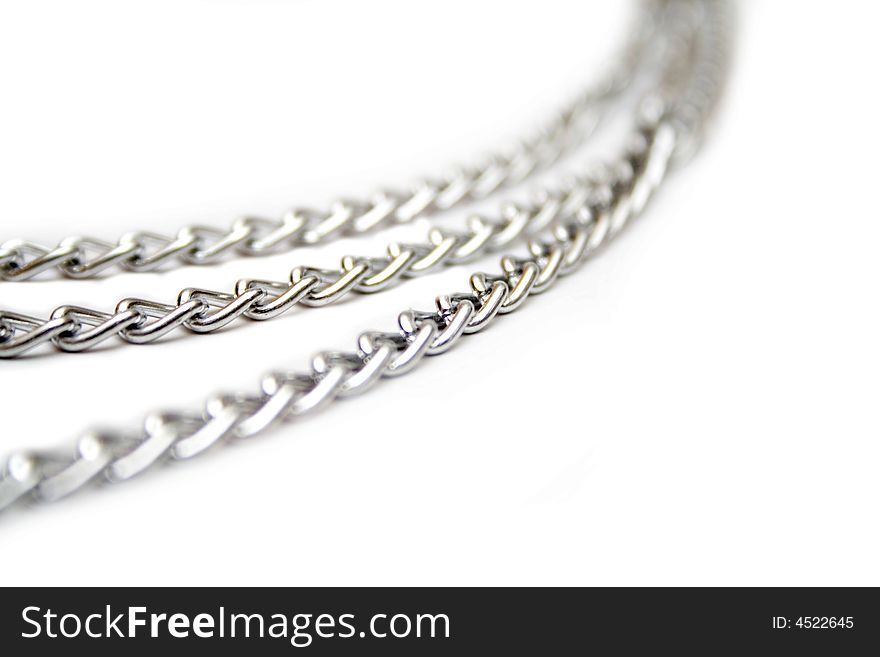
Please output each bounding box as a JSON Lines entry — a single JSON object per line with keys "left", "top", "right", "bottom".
{"left": 0, "top": 2, "right": 663, "bottom": 283}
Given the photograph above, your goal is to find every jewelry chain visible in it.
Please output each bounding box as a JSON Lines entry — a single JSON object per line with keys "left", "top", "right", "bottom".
{"left": 0, "top": 0, "right": 731, "bottom": 512}
{"left": 0, "top": 2, "right": 662, "bottom": 282}
{"left": 0, "top": 0, "right": 675, "bottom": 358}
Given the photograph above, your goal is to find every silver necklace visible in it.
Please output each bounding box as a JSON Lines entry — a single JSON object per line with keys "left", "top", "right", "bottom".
{"left": 0, "top": 0, "right": 731, "bottom": 512}
{"left": 0, "top": 3, "right": 661, "bottom": 357}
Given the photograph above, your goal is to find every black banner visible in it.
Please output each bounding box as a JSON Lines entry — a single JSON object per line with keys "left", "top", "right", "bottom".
{"left": 2, "top": 588, "right": 877, "bottom": 654}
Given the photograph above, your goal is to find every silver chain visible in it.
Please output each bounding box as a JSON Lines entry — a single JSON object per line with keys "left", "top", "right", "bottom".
{"left": 0, "top": 0, "right": 731, "bottom": 512}
{"left": 0, "top": 1, "right": 670, "bottom": 359}
{"left": 0, "top": 157, "right": 630, "bottom": 357}
{"left": 0, "top": 3, "right": 662, "bottom": 283}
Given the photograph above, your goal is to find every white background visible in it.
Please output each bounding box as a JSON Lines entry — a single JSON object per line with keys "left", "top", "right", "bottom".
{"left": 1, "top": 0, "right": 878, "bottom": 585}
